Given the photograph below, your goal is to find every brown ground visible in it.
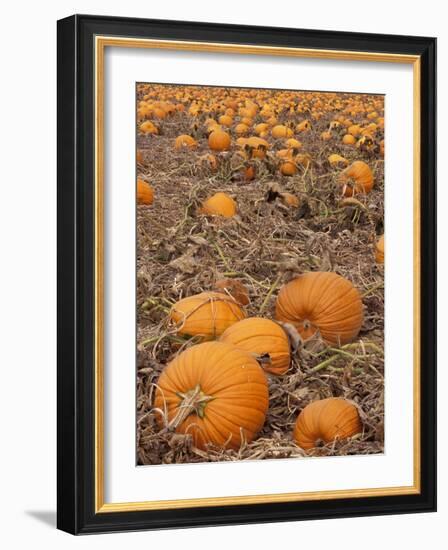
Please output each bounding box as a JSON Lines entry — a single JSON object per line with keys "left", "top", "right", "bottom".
{"left": 136, "top": 86, "right": 384, "bottom": 465}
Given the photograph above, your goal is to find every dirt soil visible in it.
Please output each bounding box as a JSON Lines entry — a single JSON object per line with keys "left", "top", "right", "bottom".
{"left": 136, "top": 85, "right": 385, "bottom": 465}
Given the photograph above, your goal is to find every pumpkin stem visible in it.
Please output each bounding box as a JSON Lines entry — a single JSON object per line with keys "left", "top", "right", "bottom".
{"left": 169, "top": 385, "right": 214, "bottom": 430}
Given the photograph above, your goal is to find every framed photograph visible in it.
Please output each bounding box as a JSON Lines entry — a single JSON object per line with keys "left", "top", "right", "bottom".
{"left": 57, "top": 14, "right": 436, "bottom": 534}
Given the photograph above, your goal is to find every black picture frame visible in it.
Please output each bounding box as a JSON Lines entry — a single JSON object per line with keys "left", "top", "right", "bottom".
{"left": 57, "top": 14, "right": 436, "bottom": 535}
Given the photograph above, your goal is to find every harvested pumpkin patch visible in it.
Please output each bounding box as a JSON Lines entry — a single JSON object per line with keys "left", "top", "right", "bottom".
{"left": 136, "top": 83, "right": 384, "bottom": 465}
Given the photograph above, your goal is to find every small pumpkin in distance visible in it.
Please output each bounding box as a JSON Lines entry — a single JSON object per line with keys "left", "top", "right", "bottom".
{"left": 272, "top": 125, "right": 293, "bottom": 139}
{"left": 220, "top": 317, "right": 291, "bottom": 375}
{"left": 375, "top": 234, "right": 385, "bottom": 264}
{"left": 139, "top": 120, "right": 159, "bottom": 135}
{"left": 174, "top": 134, "right": 197, "bottom": 149}
{"left": 154, "top": 341, "right": 269, "bottom": 450}
{"left": 293, "top": 397, "right": 362, "bottom": 450}
{"left": 280, "top": 161, "right": 298, "bottom": 176}
{"left": 328, "top": 153, "right": 348, "bottom": 167}
{"left": 338, "top": 160, "right": 374, "bottom": 196}
{"left": 296, "top": 119, "right": 312, "bottom": 132}
{"left": 342, "top": 134, "right": 356, "bottom": 145}
{"left": 170, "top": 291, "right": 245, "bottom": 340}
{"left": 275, "top": 271, "right": 363, "bottom": 345}
{"left": 280, "top": 192, "right": 300, "bottom": 207}
{"left": 200, "top": 192, "right": 237, "bottom": 218}
{"left": 137, "top": 178, "right": 154, "bottom": 205}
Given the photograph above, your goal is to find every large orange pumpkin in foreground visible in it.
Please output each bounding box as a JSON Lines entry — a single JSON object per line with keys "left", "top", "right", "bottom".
{"left": 154, "top": 341, "right": 269, "bottom": 450}
{"left": 338, "top": 160, "right": 374, "bottom": 196}
{"left": 137, "top": 178, "right": 154, "bottom": 205}
{"left": 220, "top": 317, "right": 291, "bottom": 375}
{"left": 200, "top": 192, "right": 236, "bottom": 217}
{"left": 275, "top": 272, "right": 363, "bottom": 345}
{"left": 170, "top": 291, "right": 245, "bottom": 339}
{"left": 293, "top": 397, "right": 362, "bottom": 450}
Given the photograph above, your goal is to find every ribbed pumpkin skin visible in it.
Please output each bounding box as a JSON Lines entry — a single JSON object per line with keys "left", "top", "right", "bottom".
{"left": 137, "top": 178, "right": 154, "bottom": 205}
{"left": 220, "top": 317, "right": 290, "bottom": 375}
{"left": 154, "top": 342, "right": 269, "bottom": 450}
{"left": 339, "top": 160, "right": 374, "bottom": 196}
{"left": 201, "top": 192, "right": 236, "bottom": 218}
{"left": 375, "top": 234, "right": 385, "bottom": 264}
{"left": 275, "top": 272, "right": 363, "bottom": 345}
{"left": 170, "top": 291, "right": 245, "bottom": 339}
{"left": 293, "top": 397, "right": 362, "bottom": 450}
{"left": 208, "top": 129, "right": 231, "bottom": 151}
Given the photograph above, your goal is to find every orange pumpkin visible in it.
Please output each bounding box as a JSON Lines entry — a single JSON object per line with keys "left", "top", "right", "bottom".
{"left": 208, "top": 129, "right": 231, "bottom": 151}
{"left": 296, "top": 120, "right": 312, "bottom": 132}
{"left": 272, "top": 125, "right": 293, "bottom": 139}
{"left": 174, "top": 134, "right": 197, "bottom": 149}
{"left": 285, "top": 138, "right": 302, "bottom": 149}
{"left": 137, "top": 178, "right": 154, "bottom": 205}
{"left": 281, "top": 192, "right": 300, "bottom": 207}
{"left": 339, "top": 161, "right": 374, "bottom": 196}
{"left": 139, "top": 120, "right": 159, "bottom": 135}
{"left": 154, "top": 341, "right": 269, "bottom": 450}
{"left": 200, "top": 192, "right": 236, "bottom": 217}
{"left": 170, "top": 291, "right": 245, "bottom": 339}
{"left": 220, "top": 317, "right": 290, "bottom": 375}
{"left": 280, "top": 161, "right": 298, "bottom": 176}
{"left": 293, "top": 397, "right": 362, "bottom": 450}
{"left": 275, "top": 272, "right": 363, "bottom": 345}
{"left": 342, "top": 134, "right": 356, "bottom": 145}
{"left": 375, "top": 234, "right": 384, "bottom": 264}
{"left": 328, "top": 153, "right": 348, "bottom": 167}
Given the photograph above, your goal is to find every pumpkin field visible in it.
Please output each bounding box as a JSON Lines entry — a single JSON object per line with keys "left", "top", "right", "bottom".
{"left": 136, "top": 83, "right": 385, "bottom": 465}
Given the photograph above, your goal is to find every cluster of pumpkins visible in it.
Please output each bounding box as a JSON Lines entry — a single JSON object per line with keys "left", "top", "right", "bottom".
{"left": 153, "top": 268, "right": 384, "bottom": 453}
{"left": 137, "top": 85, "right": 385, "bottom": 453}
{"left": 136, "top": 87, "right": 383, "bottom": 229}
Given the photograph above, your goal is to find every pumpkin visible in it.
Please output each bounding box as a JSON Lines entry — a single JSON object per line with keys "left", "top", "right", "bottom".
{"left": 235, "top": 123, "right": 249, "bottom": 136}
{"left": 170, "top": 291, "right": 245, "bottom": 339}
{"left": 200, "top": 192, "right": 236, "bottom": 217}
{"left": 154, "top": 341, "right": 269, "bottom": 450}
{"left": 137, "top": 178, "right": 154, "bottom": 205}
{"left": 293, "top": 397, "right": 362, "bottom": 450}
{"left": 285, "top": 138, "right": 302, "bottom": 149}
{"left": 338, "top": 160, "right": 374, "bottom": 196}
{"left": 348, "top": 124, "right": 362, "bottom": 137}
{"left": 375, "top": 234, "right": 384, "bottom": 264}
{"left": 272, "top": 125, "right": 293, "bottom": 139}
{"left": 296, "top": 119, "right": 312, "bottom": 132}
{"left": 280, "top": 161, "right": 298, "bottom": 176}
{"left": 218, "top": 114, "right": 233, "bottom": 127}
{"left": 174, "top": 134, "right": 197, "bottom": 149}
{"left": 220, "top": 317, "right": 291, "bottom": 375}
{"left": 214, "top": 278, "right": 250, "bottom": 306}
{"left": 281, "top": 192, "right": 300, "bottom": 207}
{"left": 275, "top": 272, "right": 363, "bottom": 345}
{"left": 255, "top": 123, "right": 269, "bottom": 135}
{"left": 136, "top": 150, "right": 144, "bottom": 164}
{"left": 208, "top": 129, "right": 231, "bottom": 151}
{"left": 139, "top": 120, "right": 159, "bottom": 135}
{"left": 342, "top": 134, "right": 356, "bottom": 145}
{"left": 328, "top": 153, "right": 348, "bottom": 167}
{"left": 320, "top": 131, "right": 332, "bottom": 141}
